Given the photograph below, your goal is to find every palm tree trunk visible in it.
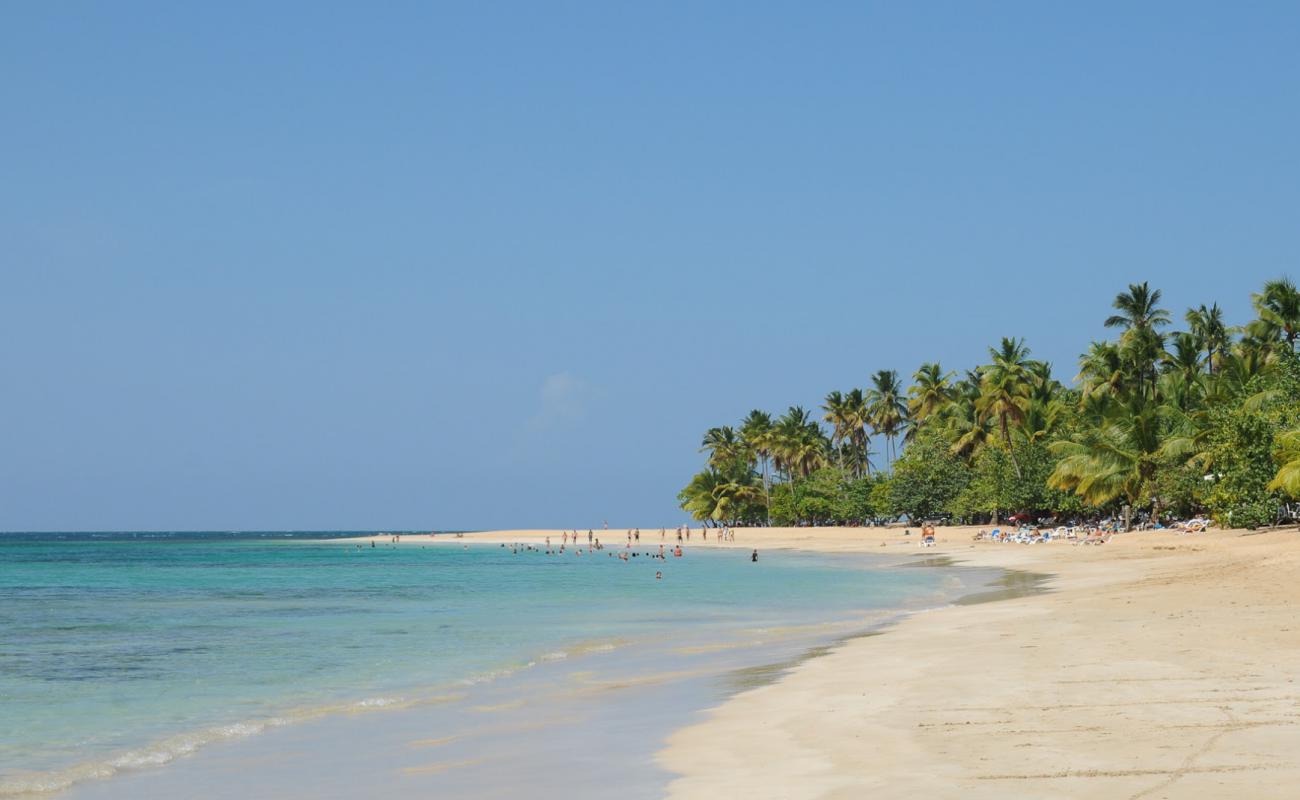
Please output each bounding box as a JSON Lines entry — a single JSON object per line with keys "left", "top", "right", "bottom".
{"left": 1000, "top": 413, "right": 1022, "bottom": 478}
{"left": 762, "top": 456, "right": 772, "bottom": 527}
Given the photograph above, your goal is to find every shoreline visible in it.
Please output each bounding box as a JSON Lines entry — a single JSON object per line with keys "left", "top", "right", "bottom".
{"left": 30, "top": 525, "right": 1299, "bottom": 798}
{"left": 32, "top": 534, "right": 996, "bottom": 800}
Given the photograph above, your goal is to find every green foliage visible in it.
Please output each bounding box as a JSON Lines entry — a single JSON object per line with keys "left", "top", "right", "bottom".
{"left": 1154, "top": 457, "right": 1205, "bottom": 520}
{"left": 869, "top": 476, "right": 896, "bottom": 519}
{"left": 768, "top": 483, "right": 796, "bottom": 526}
{"left": 1201, "top": 413, "right": 1279, "bottom": 529}
{"left": 1198, "top": 353, "right": 1300, "bottom": 527}
{"left": 763, "top": 468, "right": 880, "bottom": 525}
{"left": 841, "top": 475, "right": 879, "bottom": 522}
{"left": 684, "top": 281, "right": 1300, "bottom": 530}
{"left": 797, "top": 468, "right": 847, "bottom": 524}
{"left": 888, "top": 430, "right": 970, "bottom": 520}
{"left": 956, "top": 441, "right": 1082, "bottom": 521}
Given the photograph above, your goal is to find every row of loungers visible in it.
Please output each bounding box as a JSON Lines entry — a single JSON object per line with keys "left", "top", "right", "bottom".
{"left": 972, "top": 520, "right": 1212, "bottom": 545}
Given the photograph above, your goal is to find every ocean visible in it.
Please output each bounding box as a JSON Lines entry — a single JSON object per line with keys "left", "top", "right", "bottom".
{"left": 0, "top": 532, "right": 1000, "bottom": 798}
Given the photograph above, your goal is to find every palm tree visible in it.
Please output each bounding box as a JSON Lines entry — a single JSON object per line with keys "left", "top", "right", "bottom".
{"left": 1185, "top": 303, "right": 1231, "bottom": 373}
{"left": 1156, "top": 366, "right": 1205, "bottom": 413}
{"left": 1160, "top": 331, "right": 1205, "bottom": 393}
{"left": 822, "top": 389, "right": 873, "bottom": 476}
{"left": 678, "top": 468, "right": 763, "bottom": 525}
{"left": 822, "top": 391, "right": 855, "bottom": 469}
{"left": 1268, "top": 429, "right": 1300, "bottom": 498}
{"left": 700, "top": 426, "right": 745, "bottom": 469}
{"left": 1105, "top": 281, "right": 1171, "bottom": 331}
{"left": 976, "top": 338, "right": 1035, "bottom": 477}
{"left": 1251, "top": 278, "right": 1300, "bottom": 350}
{"left": 774, "top": 406, "right": 829, "bottom": 479}
{"left": 908, "top": 362, "right": 955, "bottom": 427}
{"left": 1048, "top": 395, "right": 1164, "bottom": 529}
{"left": 1077, "top": 341, "right": 1128, "bottom": 400}
{"left": 1104, "top": 282, "right": 1171, "bottom": 398}
{"left": 865, "top": 370, "right": 908, "bottom": 465}
{"left": 945, "top": 370, "right": 993, "bottom": 457}
{"left": 1016, "top": 361, "right": 1067, "bottom": 444}
{"left": 844, "top": 387, "right": 873, "bottom": 476}
{"left": 772, "top": 406, "right": 830, "bottom": 523}
{"left": 739, "top": 410, "right": 775, "bottom": 524}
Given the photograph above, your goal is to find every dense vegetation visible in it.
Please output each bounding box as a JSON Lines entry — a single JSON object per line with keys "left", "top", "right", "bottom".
{"left": 679, "top": 280, "right": 1300, "bottom": 530}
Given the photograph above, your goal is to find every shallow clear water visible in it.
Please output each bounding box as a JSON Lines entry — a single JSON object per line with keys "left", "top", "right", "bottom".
{"left": 0, "top": 533, "right": 986, "bottom": 796}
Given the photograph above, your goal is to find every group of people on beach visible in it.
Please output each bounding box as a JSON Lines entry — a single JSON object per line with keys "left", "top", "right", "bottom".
{"left": 357, "top": 526, "right": 758, "bottom": 577}
{"left": 495, "top": 524, "right": 755, "bottom": 576}
{"left": 506, "top": 538, "right": 691, "bottom": 564}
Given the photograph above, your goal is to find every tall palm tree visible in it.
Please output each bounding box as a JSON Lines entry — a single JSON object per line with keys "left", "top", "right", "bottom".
{"left": 699, "top": 426, "right": 745, "bottom": 469}
{"left": 1156, "top": 368, "right": 1205, "bottom": 414}
{"left": 1077, "top": 341, "right": 1128, "bottom": 400}
{"left": 976, "top": 338, "right": 1035, "bottom": 476}
{"left": 775, "top": 406, "right": 829, "bottom": 479}
{"left": 1105, "top": 281, "right": 1171, "bottom": 331}
{"left": 1049, "top": 395, "right": 1164, "bottom": 529}
{"left": 1185, "top": 303, "right": 1231, "bottom": 373}
{"left": 1016, "top": 361, "right": 1067, "bottom": 444}
{"left": 908, "top": 362, "right": 955, "bottom": 428}
{"left": 1104, "top": 282, "right": 1171, "bottom": 399}
{"left": 739, "top": 410, "right": 775, "bottom": 524}
{"left": 945, "top": 370, "right": 992, "bottom": 457}
{"left": 822, "top": 390, "right": 855, "bottom": 469}
{"left": 1251, "top": 278, "right": 1300, "bottom": 349}
{"left": 844, "top": 387, "right": 873, "bottom": 477}
{"left": 1161, "top": 332, "right": 1205, "bottom": 385}
{"left": 865, "top": 370, "right": 908, "bottom": 465}
{"left": 772, "top": 406, "right": 829, "bottom": 523}
{"left": 821, "top": 390, "right": 873, "bottom": 476}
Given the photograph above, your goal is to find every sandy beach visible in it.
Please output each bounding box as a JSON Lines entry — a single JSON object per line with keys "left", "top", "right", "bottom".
{"left": 365, "top": 526, "right": 1300, "bottom": 798}
{"left": 646, "top": 525, "right": 1300, "bottom": 799}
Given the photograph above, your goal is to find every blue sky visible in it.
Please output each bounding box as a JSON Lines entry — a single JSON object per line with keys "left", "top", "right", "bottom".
{"left": 3, "top": 2, "right": 1298, "bottom": 530}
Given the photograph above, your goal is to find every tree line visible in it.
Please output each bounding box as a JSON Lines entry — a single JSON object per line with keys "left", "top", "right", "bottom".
{"left": 679, "top": 279, "right": 1300, "bottom": 530}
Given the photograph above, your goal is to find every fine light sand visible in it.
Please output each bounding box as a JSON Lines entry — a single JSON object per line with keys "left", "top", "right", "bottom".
{"left": 348, "top": 525, "right": 1300, "bottom": 798}
{"left": 662, "top": 526, "right": 1300, "bottom": 799}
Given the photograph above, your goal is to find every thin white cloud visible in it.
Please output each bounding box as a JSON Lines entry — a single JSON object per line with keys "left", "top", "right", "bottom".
{"left": 530, "top": 372, "right": 589, "bottom": 429}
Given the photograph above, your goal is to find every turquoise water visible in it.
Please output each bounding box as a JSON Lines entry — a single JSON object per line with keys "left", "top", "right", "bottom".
{"left": 0, "top": 534, "right": 977, "bottom": 796}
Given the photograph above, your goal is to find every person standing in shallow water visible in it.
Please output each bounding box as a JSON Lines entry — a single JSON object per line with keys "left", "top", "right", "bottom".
{"left": 751, "top": 549, "right": 758, "bottom": 562}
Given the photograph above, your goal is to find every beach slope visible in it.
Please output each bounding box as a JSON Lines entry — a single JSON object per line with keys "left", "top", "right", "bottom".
{"left": 658, "top": 527, "right": 1300, "bottom": 799}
